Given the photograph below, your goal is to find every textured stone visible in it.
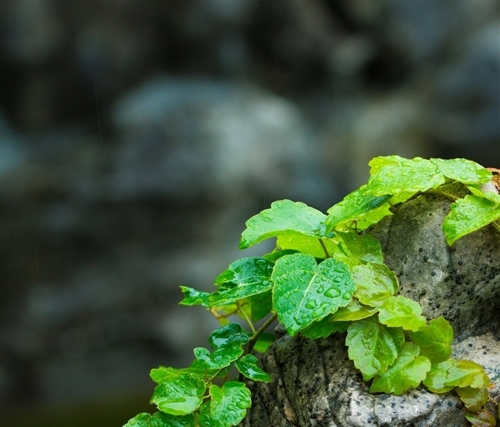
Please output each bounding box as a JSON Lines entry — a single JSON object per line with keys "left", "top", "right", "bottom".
{"left": 241, "top": 193, "right": 500, "bottom": 426}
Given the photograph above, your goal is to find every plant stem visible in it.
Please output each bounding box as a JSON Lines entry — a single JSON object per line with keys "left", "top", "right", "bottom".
{"left": 319, "top": 239, "right": 331, "bottom": 258}
{"left": 245, "top": 312, "right": 278, "bottom": 356}
{"left": 239, "top": 303, "right": 256, "bottom": 334}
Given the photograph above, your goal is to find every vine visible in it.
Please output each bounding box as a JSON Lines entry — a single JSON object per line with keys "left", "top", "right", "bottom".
{"left": 124, "top": 156, "right": 500, "bottom": 427}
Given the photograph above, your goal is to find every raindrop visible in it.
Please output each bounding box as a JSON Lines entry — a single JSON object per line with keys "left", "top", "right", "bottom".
{"left": 342, "top": 292, "right": 353, "bottom": 300}
{"left": 305, "top": 300, "right": 317, "bottom": 309}
{"left": 325, "top": 288, "right": 340, "bottom": 298}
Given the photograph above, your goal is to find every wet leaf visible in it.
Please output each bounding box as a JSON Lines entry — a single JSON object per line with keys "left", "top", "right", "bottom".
{"left": 378, "top": 295, "right": 426, "bottom": 332}
{"left": 272, "top": 253, "right": 355, "bottom": 336}
{"left": 252, "top": 331, "right": 275, "bottom": 353}
{"left": 325, "top": 185, "right": 392, "bottom": 230}
{"left": 423, "top": 359, "right": 490, "bottom": 393}
{"left": 352, "top": 263, "right": 399, "bottom": 307}
{"left": 329, "top": 298, "right": 378, "bottom": 322}
{"left": 409, "top": 317, "right": 453, "bottom": 363}
{"left": 337, "top": 231, "right": 384, "bottom": 265}
{"left": 367, "top": 157, "right": 445, "bottom": 196}
{"left": 346, "top": 315, "right": 405, "bottom": 381}
{"left": 193, "top": 324, "right": 249, "bottom": 370}
{"left": 370, "top": 342, "right": 431, "bottom": 395}
{"left": 179, "top": 286, "right": 210, "bottom": 307}
{"left": 239, "top": 200, "right": 327, "bottom": 249}
{"left": 198, "top": 382, "right": 251, "bottom": 427}
{"left": 209, "top": 258, "right": 274, "bottom": 306}
{"left": 430, "top": 158, "right": 491, "bottom": 185}
{"left": 123, "top": 412, "right": 195, "bottom": 427}
{"left": 149, "top": 370, "right": 206, "bottom": 416}
{"left": 235, "top": 354, "right": 271, "bottom": 382}
{"left": 443, "top": 195, "right": 500, "bottom": 245}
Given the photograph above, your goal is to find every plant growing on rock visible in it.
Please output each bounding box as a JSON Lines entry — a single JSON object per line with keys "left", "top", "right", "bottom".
{"left": 124, "top": 156, "right": 500, "bottom": 427}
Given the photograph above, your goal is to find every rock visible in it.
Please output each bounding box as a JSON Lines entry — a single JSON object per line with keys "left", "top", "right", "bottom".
{"left": 241, "top": 192, "right": 500, "bottom": 426}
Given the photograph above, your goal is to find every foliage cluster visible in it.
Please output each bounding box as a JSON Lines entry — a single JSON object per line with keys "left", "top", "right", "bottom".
{"left": 125, "top": 156, "right": 500, "bottom": 427}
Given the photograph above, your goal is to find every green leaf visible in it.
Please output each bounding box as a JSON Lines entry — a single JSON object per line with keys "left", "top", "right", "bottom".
{"left": 368, "top": 155, "right": 406, "bottom": 176}
{"left": 276, "top": 234, "right": 338, "bottom": 258}
{"left": 272, "top": 254, "right": 355, "bottom": 336}
{"left": 123, "top": 412, "right": 196, "bottom": 427}
{"left": 179, "top": 286, "right": 210, "bottom": 307}
{"left": 262, "top": 249, "right": 300, "bottom": 263}
{"left": 456, "top": 386, "right": 489, "bottom": 412}
{"left": 194, "top": 323, "right": 249, "bottom": 369}
{"left": 408, "top": 317, "right": 453, "bottom": 363}
{"left": 325, "top": 185, "right": 392, "bottom": 230}
{"left": 150, "top": 370, "right": 206, "bottom": 416}
{"left": 247, "top": 290, "right": 273, "bottom": 321}
{"left": 443, "top": 195, "right": 500, "bottom": 245}
{"left": 337, "top": 231, "right": 384, "bottom": 265}
{"left": 465, "top": 409, "right": 497, "bottom": 427}
{"left": 198, "top": 382, "right": 252, "bottom": 427}
{"left": 370, "top": 342, "right": 431, "bottom": 395}
{"left": 378, "top": 295, "right": 426, "bottom": 332}
{"left": 468, "top": 185, "right": 500, "bottom": 204}
{"left": 423, "top": 359, "right": 490, "bottom": 393}
{"left": 235, "top": 354, "right": 272, "bottom": 382}
{"left": 252, "top": 331, "right": 275, "bottom": 353}
{"left": 239, "top": 200, "right": 327, "bottom": 249}
{"left": 300, "top": 315, "right": 350, "bottom": 339}
{"left": 430, "top": 158, "right": 491, "bottom": 185}
{"left": 367, "top": 157, "right": 445, "bottom": 196}
{"left": 209, "top": 258, "right": 274, "bottom": 307}
{"left": 352, "top": 263, "right": 399, "bottom": 307}
{"left": 329, "top": 298, "right": 378, "bottom": 322}
{"left": 346, "top": 316, "right": 405, "bottom": 381}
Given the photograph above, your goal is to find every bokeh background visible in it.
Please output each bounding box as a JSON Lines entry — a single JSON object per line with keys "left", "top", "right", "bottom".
{"left": 1, "top": 1, "right": 499, "bottom": 426}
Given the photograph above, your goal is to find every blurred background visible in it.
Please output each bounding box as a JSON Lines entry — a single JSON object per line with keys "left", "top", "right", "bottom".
{"left": 1, "top": 1, "right": 499, "bottom": 426}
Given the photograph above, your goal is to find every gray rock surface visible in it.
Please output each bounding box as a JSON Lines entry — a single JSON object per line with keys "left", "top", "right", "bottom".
{"left": 241, "top": 193, "right": 500, "bottom": 426}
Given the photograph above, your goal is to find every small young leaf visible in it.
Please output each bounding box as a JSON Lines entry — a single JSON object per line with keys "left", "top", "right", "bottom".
{"left": 369, "top": 342, "right": 431, "bottom": 395}
{"left": 179, "top": 286, "right": 210, "bottom": 307}
{"left": 408, "top": 317, "right": 453, "bottom": 363}
{"left": 209, "top": 257, "right": 274, "bottom": 307}
{"left": 198, "top": 382, "right": 252, "bottom": 427}
{"left": 465, "top": 409, "right": 497, "bottom": 427}
{"left": 443, "top": 195, "right": 500, "bottom": 245}
{"left": 272, "top": 254, "right": 355, "bottom": 336}
{"left": 325, "top": 185, "right": 392, "bottom": 230}
{"left": 337, "top": 231, "right": 384, "bottom": 265}
{"left": 123, "top": 412, "right": 196, "bottom": 427}
{"left": 150, "top": 371, "right": 206, "bottom": 416}
{"left": 194, "top": 323, "right": 249, "bottom": 369}
{"left": 430, "top": 158, "right": 491, "bottom": 185}
{"left": 367, "top": 157, "right": 445, "bottom": 196}
{"left": 300, "top": 315, "right": 350, "bottom": 339}
{"left": 468, "top": 185, "right": 500, "bottom": 204}
{"left": 276, "top": 234, "right": 338, "bottom": 258}
{"left": 235, "top": 354, "right": 272, "bottom": 382}
{"left": 352, "top": 263, "right": 399, "bottom": 307}
{"left": 456, "top": 386, "right": 489, "bottom": 412}
{"left": 423, "top": 359, "right": 490, "bottom": 393}
{"left": 329, "top": 298, "right": 378, "bottom": 322}
{"left": 378, "top": 295, "right": 426, "bottom": 331}
{"left": 239, "top": 200, "right": 327, "bottom": 249}
{"left": 252, "top": 331, "right": 275, "bottom": 353}
{"left": 193, "top": 346, "right": 244, "bottom": 370}
{"left": 346, "top": 315, "right": 405, "bottom": 381}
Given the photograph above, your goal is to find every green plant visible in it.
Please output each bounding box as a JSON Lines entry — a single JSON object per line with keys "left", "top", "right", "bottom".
{"left": 124, "top": 156, "right": 500, "bottom": 427}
